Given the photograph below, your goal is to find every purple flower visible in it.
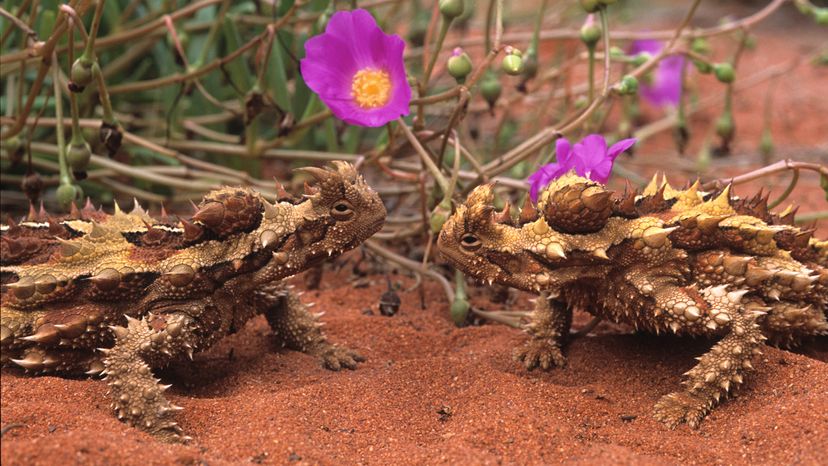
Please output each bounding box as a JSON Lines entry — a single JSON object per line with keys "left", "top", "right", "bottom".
{"left": 300, "top": 9, "right": 411, "bottom": 127}
{"left": 629, "top": 39, "right": 684, "bottom": 108}
{"left": 527, "top": 135, "right": 637, "bottom": 201}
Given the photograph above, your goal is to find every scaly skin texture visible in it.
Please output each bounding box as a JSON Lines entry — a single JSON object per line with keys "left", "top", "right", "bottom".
{"left": 0, "top": 161, "right": 386, "bottom": 442}
{"left": 438, "top": 172, "right": 827, "bottom": 429}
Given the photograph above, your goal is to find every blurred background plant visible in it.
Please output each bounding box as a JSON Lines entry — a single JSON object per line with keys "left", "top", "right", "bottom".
{"left": 1, "top": 0, "right": 826, "bottom": 324}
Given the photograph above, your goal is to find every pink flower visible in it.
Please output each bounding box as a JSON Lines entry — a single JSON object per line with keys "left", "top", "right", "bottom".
{"left": 300, "top": 9, "right": 411, "bottom": 127}
{"left": 629, "top": 39, "right": 684, "bottom": 108}
{"left": 527, "top": 135, "right": 636, "bottom": 201}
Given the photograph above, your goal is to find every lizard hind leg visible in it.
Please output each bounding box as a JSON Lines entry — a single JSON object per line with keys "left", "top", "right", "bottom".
{"left": 101, "top": 312, "right": 198, "bottom": 442}
{"left": 654, "top": 286, "right": 767, "bottom": 429}
{"left": 262, "top": 285, "right": 364, "bottom": 370}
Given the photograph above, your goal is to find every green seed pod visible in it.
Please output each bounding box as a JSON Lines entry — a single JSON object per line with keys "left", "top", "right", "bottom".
{"left": 67, "top": 140, "right": 92, "bottom": 171}
{"left": 609, "top": 46, "right": 625, "bottom": 60}
{"left": 56, "top": 183, "right": 83, "bottom": 210}
{"left": 716, "top": 112, "right": 735, "bottom": 140}
{"left": 580, "top": 0, "right": 601, "bottom": 13}
{"left": 70, "top": 58, "right": 94, "bottom": 92}
{"left": 814, "top": 8, "right": 828, "bottom": 25}
{"left": 430, "top": 200, "right": 452, "bottom": 234}
{"left": 439, "top": 0, "right": 464, "bottom": 19}
{"left": 713, "top": 63, "right": 735, "bottom": 83}
{"left": 521, "top": 51, "right": 538, "bottom": 80}
{"left": 447, "top": 49, "right": 473, "bottom": 82}
{"left": 631, "top": 52, "right": 651, "bottom": 67}
{"left": 616, "top": 75, "right": 639, "bottom": 95}
{"left": 480, "top": 73, "right": 502, "bottom": 110}
{"left": 579, "top": 15, "right": 601, "bottom": 47}
{"left": 501, "top": 54, "right": 524, "bottom": 76}
{"left": 759, "top": 129, "right": 774, "bottom": 160}
{"left": 690, "top": 37, "right": 710, "bottom": 55}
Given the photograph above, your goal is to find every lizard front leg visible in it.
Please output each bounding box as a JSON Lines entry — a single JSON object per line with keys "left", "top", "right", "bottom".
{"left": 262, "top": 286, "right": 364, "bottom": 370}
{"left": 513, "top": 292, "right": 572, "bottom": 370}
{"left": 653, "top": 285, "right": 767, "bottom": 429}
{"left": 102, "top": 312, "right": 200, "bottom": 442}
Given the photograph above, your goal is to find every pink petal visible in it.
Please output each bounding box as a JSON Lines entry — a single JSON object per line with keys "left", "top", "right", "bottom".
{"left": 607, "top": 138, "right": 637, "bottom": 160}
{"left": 555, "top": 138, "right": 572, "bottom": 166}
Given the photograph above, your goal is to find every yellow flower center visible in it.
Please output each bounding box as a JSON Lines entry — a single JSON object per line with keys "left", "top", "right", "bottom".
{"left": 351, "top": 68, "right": 392, "bottom": 109}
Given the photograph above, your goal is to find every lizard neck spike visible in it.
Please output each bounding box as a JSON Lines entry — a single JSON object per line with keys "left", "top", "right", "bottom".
{"left": 113, "top": 200, "right": 123, "bottom": 215}
{"left": 26, "top": 202, "right": 38, "bottom": 222}
{"left": 131, "top": 198, "right": 146, "bottom": 216}
{"left": 712, "top": 184, "right": 732, "bottom": 207}
{"left": 192, "top": 202, "right": 225, "bottom": 229}
{"left": 69, "top": 201, "right": 81, "bottom": 219}
{"left": 519, "top": 196, "right": 539, "bottom": 225}
{"left": 274, "top": 180, "right": 294, "bottom": 203}
{"left": 615, "top": 179, "right": 638, "bottom": 217}
{"left": 179, "top": 217, "right": 205, "bottom": 243}
{"left": 493, "top": 202, "right": 512, "bottom": 225}
{"left": 303, "top": 181, "right": 320, "bottom": 196}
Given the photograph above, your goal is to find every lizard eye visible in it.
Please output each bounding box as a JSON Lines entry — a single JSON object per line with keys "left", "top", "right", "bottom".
{"left": 331, "top": 200, "right": 354, "bottom": 221}
{"left": 460, "top": 234, "right": 481, "bottom": 251}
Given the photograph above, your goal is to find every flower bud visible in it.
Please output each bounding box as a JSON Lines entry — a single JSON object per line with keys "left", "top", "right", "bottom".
{"left": 631, "top": 52, "right": 651, "bottom": 67}
{"left": 713, "top": 63, "right": 735, "bottom": 83}
{"left": 67, "top": 139, "right": 92, "bottom": 171}
{"left": 579, "top": 14, "right": 601, "bottom": 47}
{"left": 690, "top": 37, "right": 710, "bottom": 55}
{"left": 501, "top": 53, "right": 524, "bottom": 76}
{"left": 759, "top": 129, "right": 774, "bottom": 161}
{"left": 580, "top": 0, "right": 601, "bottom": 13}
{"left": 521, "top": 50, "right": 538, "bottom": 80}
{"left": 447, "top": 48, "right": 473, "bottom": 82}
{"left": 609, "top": 46, "right": 625, "bottom": 60}
{"left": 4, "top": 135, "right": 24, "bottom": 165}
{"left": 439, "top": 0, "right": 464, "bottom": 19}
{"left": 615, "top": 75, "right": 639, "bottom": 95}
{"left": 70, "top": 58, "right": 94, "bottom": 92}
{"left": 480, "top": 73, "right": 502, "bottom": 110}
{"left": 814, "top": 8, "right": 828, "bottom": 24}
{"left": 430, "top": 200, "right": 452, "bottom": 234}
{"left": 56, "top": 183, "right": 83, "bottom": 210}
{"left": 716, "top": 112, "right": 735, "bottom": 140}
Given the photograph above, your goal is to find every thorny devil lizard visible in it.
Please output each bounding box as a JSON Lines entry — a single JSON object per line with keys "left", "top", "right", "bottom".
{"left": 0, "top": 161, "right": 386, "bottom": 442}
{"left": 438, "top": 172, "right": 827, "bottom": 429}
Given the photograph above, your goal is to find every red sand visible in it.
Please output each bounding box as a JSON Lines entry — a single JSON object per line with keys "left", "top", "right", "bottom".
{"left": 2, "top": 269, "right": 827, "bottom": 465}
{"left": 3, "top": 6, "right": 828, "bottom": 466}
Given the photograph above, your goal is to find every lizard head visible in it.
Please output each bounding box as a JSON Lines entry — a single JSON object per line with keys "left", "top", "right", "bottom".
{"left": 289, "top": 161, "right": 386, "bottom": 261}
{"left": 438, "top": 175, "right": 618, "bottom": 292}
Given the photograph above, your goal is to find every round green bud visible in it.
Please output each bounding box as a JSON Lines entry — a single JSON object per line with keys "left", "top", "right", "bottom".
{"left": 450, "top": 295, "right": 470, "bottom": 326}
{"left": 690, "top": 37, "right": 710, "bottom": 55}
{"left": 480, "top": 74, "right": 502, "bottom": 108}
{"left": 67, "top": 140, "right": 92, "bottom": 171}
{"left": 521, "top": 52, "right": 538, "bottom": 80}
{"left": 631, "top": 52, "right": 651, "bottom": 67}
{"left": 439, "top": 0, "right": 464, "bottom": 19}
{"left": 609, "top": 46, "right": 625, "bottom": 60}
{"left": 580, "top": 0, "right": 601, "bottom": 13}
{"left": 814, "top": 8, "right": 828, "bottom": 25}
{"left": 616, "top": 75, "right": 639, "bottom": 95}
{"left": 501, "top": 54, "right": 524, "bottom": 76}
{"left": 580, "top": 22, "right": 602, "bottom": 47}
{"left": 713, "top": 63, "right": 735, "bottom": 83}
{"left": 56, "top": 183, "right": 82, "bottom": 210}
{"left": 716, "top": 113, "right": 735, "bottom": 140}
{"left": 70, "top": 58, "right": 94, "bottom": 92}
{"left": 447, "top": 49, "right": 473, "bottom": 81}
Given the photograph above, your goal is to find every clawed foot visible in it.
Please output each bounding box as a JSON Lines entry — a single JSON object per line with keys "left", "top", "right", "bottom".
{"left": 314, "top": 344, "right": 365, "bottom": 371}
{"left": 653, "top": 391, "right": 710, "bottom": 429}
{"left": 513, "top": 338, "right": 566, "bottom": 370}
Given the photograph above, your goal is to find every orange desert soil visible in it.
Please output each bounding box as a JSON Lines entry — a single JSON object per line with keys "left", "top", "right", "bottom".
{"left": 3, "top": 7, "right": 828, "bottom": 466}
